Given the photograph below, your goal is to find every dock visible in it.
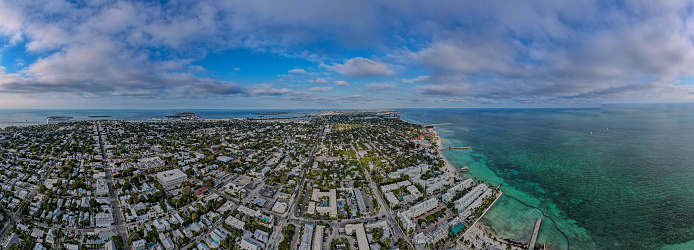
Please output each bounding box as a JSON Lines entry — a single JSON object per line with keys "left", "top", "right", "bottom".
{"left": 528, "top": 218, "right": 542, "bottom": 250}
{"left": 440, "top": 146, "right": 471, "bottom": 150}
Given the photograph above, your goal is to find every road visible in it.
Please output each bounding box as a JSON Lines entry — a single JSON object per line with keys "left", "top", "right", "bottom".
{"left": 356, "top": 145, "right": 415, "bottom": 250}
{"left": 96, "top": 122, "right": 130, "bottom": 250}
{"left": 285, "top": 125, "right": 325, "bottom": 220}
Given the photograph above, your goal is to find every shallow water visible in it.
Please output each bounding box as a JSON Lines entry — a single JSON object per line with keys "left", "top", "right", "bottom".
{"left": 400, "top": 104, "right": 694, "bottom": 249}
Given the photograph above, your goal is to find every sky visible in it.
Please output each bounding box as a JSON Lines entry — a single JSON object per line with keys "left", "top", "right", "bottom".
{"left": 2, "top": 0, "right": 694, "bottom": 109}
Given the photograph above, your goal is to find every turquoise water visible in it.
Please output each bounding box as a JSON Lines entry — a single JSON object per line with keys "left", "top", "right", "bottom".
{"left": 400, "top": 104, "right": 694, "bottom": 250}
{"left": 452, "top": 223, "right": 465, "bottom": 234}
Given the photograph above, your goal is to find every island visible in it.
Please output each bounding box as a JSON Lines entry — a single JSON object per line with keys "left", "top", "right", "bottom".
{"left": 1, "top": 110, "right": 506, "bottom": 250}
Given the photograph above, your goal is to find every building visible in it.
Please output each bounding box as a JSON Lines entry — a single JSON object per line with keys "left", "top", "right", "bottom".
{"left": 299, "top": 224, "right": 314, "bottom": 250}
{"left": 413, "top": 224, "right": 448, "bottom": 244}
{"left": 194, "top": 187, "right": 208, "bottom": 196}
{"left": 380, "top": 180, "right": 411, "bottom": 193}
{"left": 3, "top": 233, "right": 20, "bottom": 249}
{"left": 353, "top": 188, "right": 367, "bottom": 212}
{"left": 313, "top": 225, "right": 325, "bottom": 250}
{"left": 442, "top": 179, "right": 473, "bottom": 203}
{"left": 239, "top": 238, "right": 260, "bottom": 250}
{"left": 161, "top": 238, "right": 175, "bottom": 250}
{"left": 271, "top": 202, "right": 287, "bottom": 213}
{"left": 312, "top": 189, "right": 337, "bottom": 218}
{"left": 398, "top": 211, "right": 416, "bottom": 232}
{"left": 225, "top": 216, "right": 245, "bottom": 230}
{"left": 217, "top": 156, "right": 234, "bottom": 163}
{"left": 307, "top": 201, "right": 316, "bottom": 215}
{"left": 408, "top": 198, "right": 439, "bottom": 218}
{"left": 157, "top": 169, "right": 187, "bottom": 189}
{"left": 45, "top": 229, "right": 56, "bottom": 244}
{"left": 105, "top": 240, "right": 116, "bottom": 250}
{"left": 237, "top": 205, "right": 262, "bottom": 217}
{"left": 132, "top": 239, "right": 147, "bottom": 250}
{"left": 33, "top": 243, "right": 47, "bottom": 250}
{"left": 385, "top": 192, "right": 399, "bottom": 206}
{"left": 95, "top": 178, "right": 109, "bottom": 196}
{"left": 95, "top": 212, "right": 114, "bottom": 228}
{"left": 454, "top": 184, "right": 488, "bottom": 212}
{"left": 346, "top": 224, "right": 370, "bottom": 250}
{"left": 460, "top": 189, "right": 494, "bottom": 219}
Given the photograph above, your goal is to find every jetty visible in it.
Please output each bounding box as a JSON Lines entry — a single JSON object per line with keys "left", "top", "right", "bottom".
{"left": 440, "top": 146, "right": 471, "bottom": 150}
{"left": 528, "top": 218, "right": 542, "bottom": 250}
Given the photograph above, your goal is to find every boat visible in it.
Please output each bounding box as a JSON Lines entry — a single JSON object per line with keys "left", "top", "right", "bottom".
{"left": 460, "top": 166, "right": 469, "bottom": 171}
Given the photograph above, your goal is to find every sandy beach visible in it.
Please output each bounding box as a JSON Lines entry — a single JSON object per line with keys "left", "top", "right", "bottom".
{"left": 432, "top": 128, "right": 462, "bottom": 176}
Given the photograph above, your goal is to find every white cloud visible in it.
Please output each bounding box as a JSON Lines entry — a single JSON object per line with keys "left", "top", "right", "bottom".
{"left": 402, "top": 75, "right": 431, "bottom": 83}
{"left": 249, "top": 85, "right": 293, "bottom": 96}
{"left": 308, "top": 86, "right": 333, "bottom": 92}
{"left": 188, "top": 65, "right": 206, "bottom": 72}
{"left": 309, "top": 78, "right": 329, "bottom": 84}
{"left": 3, "top": 0, "right": 694, "bottom": 105}
{"left": 329, "top": 57, "right": 396, "bottom": 77}
{"left": 365, "top": 83, "right": 397, "bottom": 90}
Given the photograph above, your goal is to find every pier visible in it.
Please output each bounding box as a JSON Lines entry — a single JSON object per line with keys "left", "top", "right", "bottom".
{"left": 440, "top": 146, "right": 471, "bottom": 150}
{"left": 529, "top": 218, "right": 542, "bottom": 250}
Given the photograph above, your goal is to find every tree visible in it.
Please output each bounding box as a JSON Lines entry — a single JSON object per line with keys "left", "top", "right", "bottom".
{"left": 373, "top": 228, "right": 384, "bottom": 242}
{"left": 279, "top": 241, "right": 291, "bottom": 250}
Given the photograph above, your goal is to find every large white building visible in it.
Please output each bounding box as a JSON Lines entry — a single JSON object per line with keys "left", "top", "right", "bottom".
{"left": 95, "top": 178, "right": 109, "bottom": 196}
{"left": 95, "top": 213, "right": 114, "bottom": 228}
{"left": 442, "top": 179, "right": 474, "bottom": 203}
{"left": 408, "top": 197, "right": 439, "bottom": 218}
{"left": 313, "top": 225, "right": 324, "bottom": 250}
{"left": 299, "top": 224, "right": 314, "bottom": 250}
{"left": 156, "top": 169, "right": 187, "bottom": 189}
{"left": 347, "top": 223, "right": 370, "bottom": 250}
{"left": 398, "top": 211, "right": 416, "bottom": 232}
{"left": 460, "top": 189, "right": 494, "bottom": 219}
{"left": 311, "top": 189, "right": 337, "bottom": 218}
{"left": 454, "top": 184, "right": 488, "bottom": 212}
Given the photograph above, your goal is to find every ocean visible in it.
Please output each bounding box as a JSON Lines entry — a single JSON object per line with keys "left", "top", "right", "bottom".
{"left": 0, "top": 109, "right": 320, "bottom": 128}
{"left": 2, "top": 105, "right": 694, "bottom": 249}
{"left": 400, "top": 104, "right": 694, "bottom": 250}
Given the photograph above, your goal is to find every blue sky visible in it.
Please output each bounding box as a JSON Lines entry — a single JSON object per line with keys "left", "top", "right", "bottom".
{"left": 1, "top": 0, "right": 694, "bottom": 108}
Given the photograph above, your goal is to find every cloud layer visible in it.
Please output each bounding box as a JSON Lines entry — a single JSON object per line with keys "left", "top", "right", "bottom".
{"left": 1, "top": 0, "right": 694, "bottom": 107}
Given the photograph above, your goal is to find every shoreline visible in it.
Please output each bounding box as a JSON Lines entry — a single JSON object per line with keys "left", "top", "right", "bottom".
{"left": 431, "top": 126, "right": 532, "bottom": 250}
{"left": 432, "top": 128, "right": 462, "bottom": 177}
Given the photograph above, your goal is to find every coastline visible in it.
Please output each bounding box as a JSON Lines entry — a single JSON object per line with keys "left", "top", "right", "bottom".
{"left": 433, "top": 128, "right": 461, "bottom": 176}
{"left": 432, "top": 127, "right": 533, "bottom": 250}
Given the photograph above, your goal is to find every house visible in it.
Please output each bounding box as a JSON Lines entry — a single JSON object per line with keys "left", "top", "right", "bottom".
{"left": 3, "top": 233, "right": 20, "bottom": 249}
{"left": 32, "top": 243, "right": 47, "bottom": 250}
{"left": 31, "top": 228, "right": 46, "bottom": 239}
{"left": 132, "top": 239, "right": 147, "bottom": 250}
{"left": 161, "top": 238, "right": 175, "bottom": 250}
{"left": 194, "top": 187, "right": 208, "bottom": 196}
{"left": 225, "top": 216, "right": 245, "bottom": 230}
{"left": 105, "top": 240, "right": 117, "bottom": 250}
{"left": 239, "top": 238, "right": 261, "bottom": 250}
